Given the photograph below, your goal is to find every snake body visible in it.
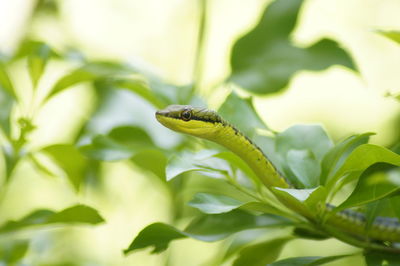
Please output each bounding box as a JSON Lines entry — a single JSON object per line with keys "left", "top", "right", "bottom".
{"left": 155, "top": 105, "right": 400, "bottom": 244}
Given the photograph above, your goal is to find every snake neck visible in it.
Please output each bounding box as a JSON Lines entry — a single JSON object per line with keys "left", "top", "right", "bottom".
{"left": 204, "top": 121, "right": 289, "bottom": 188}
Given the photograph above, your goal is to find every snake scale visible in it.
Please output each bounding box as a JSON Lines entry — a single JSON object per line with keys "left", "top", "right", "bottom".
{"left": 155, "top": 105, "right": 400, "bottom": 248}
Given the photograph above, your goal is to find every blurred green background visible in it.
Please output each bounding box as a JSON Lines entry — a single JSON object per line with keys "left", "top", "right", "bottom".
{"left": 0, "top": 0, "right": 400, "bottom": 265}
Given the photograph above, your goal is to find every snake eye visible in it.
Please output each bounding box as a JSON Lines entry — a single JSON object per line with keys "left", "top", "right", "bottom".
{"left": 181, "top": 110, "right": 192, "bottom": 121}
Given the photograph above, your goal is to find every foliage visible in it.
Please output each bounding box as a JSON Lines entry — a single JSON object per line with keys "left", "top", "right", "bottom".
{"left": 0, "top": 0, "right": 399, "bottom": 265}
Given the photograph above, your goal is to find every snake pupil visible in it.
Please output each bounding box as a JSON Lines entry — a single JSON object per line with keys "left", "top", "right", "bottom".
{"left": 181, "top": 110, "right": 192, "bottom": 121}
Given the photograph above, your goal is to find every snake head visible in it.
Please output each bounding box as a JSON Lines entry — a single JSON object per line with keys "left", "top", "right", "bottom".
{"left": 155, "top": 105, "right": 223, "bottom": 138}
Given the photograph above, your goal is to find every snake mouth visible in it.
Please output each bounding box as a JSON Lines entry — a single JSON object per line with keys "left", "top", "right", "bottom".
{"left": 155, "top": 110, "right": 168, "bottom": 117}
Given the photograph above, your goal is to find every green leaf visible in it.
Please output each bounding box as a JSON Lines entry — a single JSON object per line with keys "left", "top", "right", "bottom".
{"left": 184, "top": 210, "right": 292, "bottom": 242}
{"left": 107, "top": 78, "right": 165, "bottom": 108}
{"left": 326, "top": 144, "right": 400, "bottom": 189}
{"left": 27, "top": 41, "right": 52, "bottom": 88}
{"left": 213, "top": 151, "right": 261, "bottom": 186}
{"left": 43, "top": 144, "right": 88, "bottom": 190}
{"left": 269, "top": 255, "right": 349, "bottom": 266}
{"left": 222, "top": 229, "right": 271, "bottom": 261}
{"left": 13, "top": 39, "right": 59, "bottom": 60}
{"left": 376, "top": 30, "right": 400, "bottom": 44}
{"left": 230, "top": 0, "right": 355, "bottom": 94}
{"left": 79, "top": 135, "right": 136, "bottom": 161}
{"left": 233, "top": 237, "right": 291, "bottom": 266}
{"left": 0, "top": 205, "right": 104, "bottom": 234}
{"left": 287, "top": 149, "right": 320, "bottom": 188}
{"left": 47, "top": 204, "right": 104, "bottom": 224}
{"left": 124, "top": 210, "right": 292, "bottom": 255}
{"left": 46, "top": 62, "right": 133, "bottom": 101}
{"left": 0, "top": 62, "right": 17, "bottom": 98}
{"left": 320, "top": 133, "right": 373, "bottom": 185}
{"left": 0, "top": 240, "right": 29, "bottom": 264}
{"left": 271, "top": 186, "right": 327, "bottom": 219}
{"left": 131, "top": 149, "right": 167, "bottom": 180}
{"left": 0, "top": 63, "right": 16, "bottom": 136}
{"left": 188, "top": 193, "right": 244, "bottom": 214}
{"left": 124, "top": 223, "right": 187, "bottom": 254}
{"left": 218, "top": 92, "right": 269, "bottom": 137}
{"left": 364, "top": 199, "right": 388, "bottom": 231}
{"left": 276, "top": 125, "right": 333, "bottom": 161}
{"left": 166, "top": 150, "right": 229, "bottom": 181}
{"left": 336, "top": 168, "right": 400, "bottom": 211}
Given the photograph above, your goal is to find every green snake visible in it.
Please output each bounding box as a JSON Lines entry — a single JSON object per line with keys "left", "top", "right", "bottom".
{"left": 155, "top": 105, "right": 400, "bottom": 248}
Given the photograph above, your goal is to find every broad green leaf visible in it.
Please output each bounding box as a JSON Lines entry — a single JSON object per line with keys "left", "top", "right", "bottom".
{"left": 0, "top": 205, "right": 104, "bottom": 234}
{"left": 218, "top": 92, "right": 269, "bottom": 137}
{"left": 47, "top": 204, "right": 104, "bottom": 224}
{"left": 80, "top": 126, "right": 155, "bottom": 161}
{"left": 364, "top": 199, "right": 388, "bottom": 232}
{"left": 230, "top": 0, "right": 355, "bottom": 94}
{"left": 108, "top": 126, "right": 154, "bottom": 147}
{"left": 188, "top": 193, "right": 244, "bottom": 214}
{"left": 184, "top": 210, "right": 292, "bottom": 242}
{"left": 276, "top": 125, "right": 333, "bottom": 161}
{"left": 0, "top": 63, "right": 16, "bottom": 136}
{"left": 320, "top": 133, "right": 373, "bottom": 185}
{"left": 269, "top": 255, "right": 349, "bottom": 266}
{"left": 213, "top": 151, "right": 261, "bottom": 186}
{"left": 124, "top": 210, "right": 292, "bottom": 255}
{"left": 149, "top": 79, "right": 195, "bottom": 106}
{"left": 123, "top": 223, "right": 187, "bottom": 254}
{"left": 326, "top": 144, "right": 400, "bottom": 189}
{"left": 287, "top": 149, "right": 320, "bottom": 188}
{"left": 271, "top": 186, "right": 327, "bottom": 219}
{"left": 233, "top": 237, "right": 291, "bottom": 266}
{"left": 27, "top": 41, "right": 52, "bottom": 88}
{"left": 222, "top": 229, "right": 272, "bottom": 261}
{"left": 392, "top": 142, "right": 400, "bottom": 155}
{"left": 43, "top": 144, "right": 88, "bottom": 190}
{"left": 13, "top": 39, "right": 59, "bottom": 60}
{"left": 377, "top": 30, "right": 400, "bottom": 44}
{"left": 0, "top": 240, "right": 29, "bottom": 264}
{"left": 80, "top": 135, "right": 137, "bottom": 161}
{"left": 166, "top": 150, "right": 229, "bottom": 181}
{"left": 106, "top": 78, "right": 164, "bottom": 108}
{"left": 336, "top": 168, "right": 400, "bottom": 211}
{"left": 0, "top": 62, "right": 17, "bottom": 98}
{"left": 131, "top": 149, "right": 167, "bottom": 180}
{"left": 46, "top": 62, "right": 133, "bottom": 101}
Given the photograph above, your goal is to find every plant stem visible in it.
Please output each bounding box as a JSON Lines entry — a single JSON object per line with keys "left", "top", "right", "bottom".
{"left": 192, "top": 0, "right": 208, "bottom": 95}
{"left": 225, "top": 173, "right": 303, "bottom": 222}
{"left": 322, "top": 224, "right": 400, "bottom": 254}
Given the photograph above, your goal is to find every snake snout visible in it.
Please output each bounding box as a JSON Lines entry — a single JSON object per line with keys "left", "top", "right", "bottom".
{"left": 155, "top": 110, "right": 168, "bottom": 117}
